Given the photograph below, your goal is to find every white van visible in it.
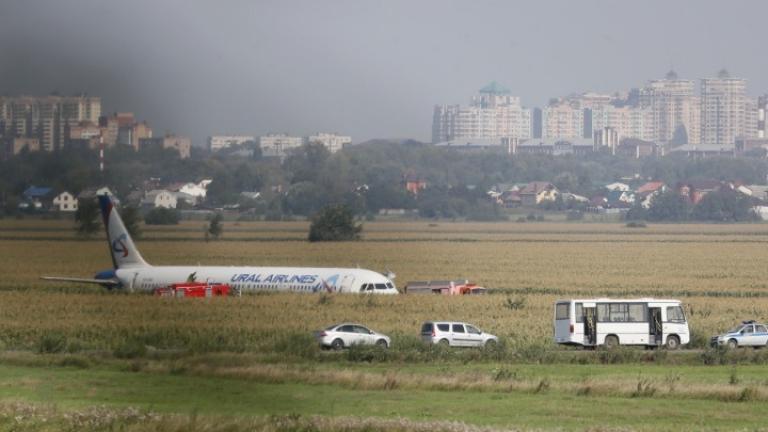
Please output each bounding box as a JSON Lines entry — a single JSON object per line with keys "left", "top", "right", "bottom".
{"left": 553, "top": 298, "right": 689, "bottom": 349}
{"left": 420, "top": 321, "right": 498, "bottom": 347}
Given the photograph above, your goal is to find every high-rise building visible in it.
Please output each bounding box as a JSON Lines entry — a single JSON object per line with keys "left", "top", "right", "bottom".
{"left": 0, "top": 95, "right": 101, "bottom": 151}
{"left": 700, "top": 70, "right": 751, "bottom": 146}
{"left": 432, "top": 82, "right": 531, "bottom": 143}
{"left": 640, "top": 71, "right": 700, "bottom": 145}
{"left": 543, "top": 101, "right": 584, "bottom": 139}
{"left": 758, "top": 95, "right": 768, "bottom": 138}
{"left": 590, "top": 105, "right": 654, "bottom": 142}
{"left": 98, "top": 113, "right": 152, "bottom": 150}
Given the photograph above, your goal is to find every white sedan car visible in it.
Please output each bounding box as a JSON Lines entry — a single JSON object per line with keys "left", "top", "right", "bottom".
{"left": 315, "top": 323, "right": 391, "bottom": 350}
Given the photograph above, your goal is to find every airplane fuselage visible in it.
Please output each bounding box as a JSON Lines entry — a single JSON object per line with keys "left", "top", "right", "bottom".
{"left": 115, "top": 265, "right": 399, "bottom": 294}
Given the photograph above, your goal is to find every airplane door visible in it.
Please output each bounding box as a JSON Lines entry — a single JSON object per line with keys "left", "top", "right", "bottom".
{"left": 130, "top": 272, "right": 139, "bottom": 293}
{"left": 340, "top": 274, "right": 355, "bottom": 293}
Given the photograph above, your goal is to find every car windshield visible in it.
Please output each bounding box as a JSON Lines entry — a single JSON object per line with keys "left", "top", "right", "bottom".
{"left": 727, "top": 325, "right": 744, "bottom": 334}
{"left": 326, "top": 324, "right": 340, "bottom": 331}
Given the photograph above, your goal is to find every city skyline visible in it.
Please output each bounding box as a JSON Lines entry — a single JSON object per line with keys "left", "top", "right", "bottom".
{"left": 4, "top": 0, "right": 768, "bottom": 145}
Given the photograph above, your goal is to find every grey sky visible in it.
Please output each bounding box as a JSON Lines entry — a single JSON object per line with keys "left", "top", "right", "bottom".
{"left": 1, "top": 0, "right": 767, "bottom": 145}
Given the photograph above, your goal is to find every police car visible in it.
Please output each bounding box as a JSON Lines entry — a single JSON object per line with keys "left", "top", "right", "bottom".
{"left": 711, "top": 320, "right": 768, "bottom": 349}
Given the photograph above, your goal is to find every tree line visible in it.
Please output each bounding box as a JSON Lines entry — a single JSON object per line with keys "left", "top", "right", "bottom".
{"left": 3, "top": 140, "right": 768, "bottom": 221}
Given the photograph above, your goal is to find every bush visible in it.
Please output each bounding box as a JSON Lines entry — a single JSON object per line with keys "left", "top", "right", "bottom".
{"left": 308, "top": 204, "right": 361, "bottom": 242}
{"left": 346, "top": 344, "right": 390, "bottom": 363}
{"left": 38, "top": 333, "right": 67, "bottom": 354}
{"left": 113, "top": 339, "right": 148, "bottom": 359}
{"left": 144, "top": 207, "right": 180, "bottom": 225}
{"left": 273, "top": 332, "right": 320, "bottom": 360}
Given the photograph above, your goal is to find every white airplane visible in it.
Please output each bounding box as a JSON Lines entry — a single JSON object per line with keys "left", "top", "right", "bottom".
{"left": 42, "top": 195, "right": 399, "bottom": 295}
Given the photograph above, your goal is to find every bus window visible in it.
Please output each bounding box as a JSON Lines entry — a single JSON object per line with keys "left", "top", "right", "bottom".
{"left": 628, "top": 304, "right": 646, "bottom": 322}
{"left": 575, "top": 303, "right": 583, "bottom": 322}
{"left": 555, "top": 303, "right": 569, "bottom": 320}
{"left": 666, "top": 306, "right": 686, "bottom": 323}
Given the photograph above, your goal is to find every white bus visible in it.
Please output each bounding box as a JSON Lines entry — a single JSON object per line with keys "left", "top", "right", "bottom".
{"left": 553, "top": 298, "right": 689, "bottom": 349}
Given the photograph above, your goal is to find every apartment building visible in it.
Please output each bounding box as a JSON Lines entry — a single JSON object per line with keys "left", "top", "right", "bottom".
{"left": 432, "top": 82, "right": 531, "bottom": 143}
{"left": 208, "top": 135, "right": 255, "bottom": 152}
{"left": 700, "top": 70, "right": 753, "bottom": 146}
{"left": 639, "top": 71, "right": 701, "bottom": 145}
{"left": 259, "top": 134, "right": 304, "bottom": 158}
{"left": 0, "top": 95, "right": 101, "bottom": 151}
{"left": 307, "top": 133, "right": 352, "bottom": 153}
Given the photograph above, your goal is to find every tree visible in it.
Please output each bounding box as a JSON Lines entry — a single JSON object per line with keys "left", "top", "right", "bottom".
{"left": 144, "top": 207, "right": 180, "bottom": 225}
{"left": 691, "top": 189, "right": 758, "bottom": 222}
{"left": 207, "top": 213, "right": 223, "bottom": 240}
{"left": 120, "top": 205, "right": 142, "bottom": 238}
{"left": 283, "top": 181, "right": 329, "bottom": 216}
{"left": 74, "top": 197, "right": 101, "bottom": 237}
{"left": 671, "top": 125, "right": 689, "bottom": 146}
{"left": 308, "top": 204, "right": 361, "bottom": 242}
{"left": 646, "top": 191, "right": 691, "bottom": 222}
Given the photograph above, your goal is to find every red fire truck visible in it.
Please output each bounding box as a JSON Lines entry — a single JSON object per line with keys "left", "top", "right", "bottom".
{"left": 154, "top": 282, "right": 231, "bottom": 297}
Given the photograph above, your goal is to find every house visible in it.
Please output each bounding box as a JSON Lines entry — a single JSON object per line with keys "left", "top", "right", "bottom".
{"left": 487, "top": 190, "right": 503, "bottom": 205}
{"left": 519, "top": 182, "right": 558, "bottom": 206}
{"left": 501, "top": 190, "right": 522, "bottom": 208}
{"left": 636, "top": 181, "right": 665, "bottom": 195}
{"left": 141, "top": 189, "right": 177, "bottom": 209}
{"left": 404, "top": 174, "right": 427, "bottom": 196}
{"left": 606, "top": 190, "right": 635, "bottom": 207}
{"left": 744, "top": 185, "right": 768, "bottom": 202}
{"left": 52, "top": 191, "right": 78, "bottom": 212}
{"left": 605, "top": 182, "right": 630, "bottom": 192}
{"left": 20, "top": 186, "right": 54, "bottom": 211}
{"left": 676, "top": 179, "right": 723, "bottom": 205}
{"left": 589, "top": 195, "right": 607, "bottom": 209}
{"left": 240, "top": 191, "right": 261, "bottom": 201}
{"left": 174, "top": 191, "right": 197, "bottom": 206}
{"left": 180, "top": 181, "right": 210, "bottom": 200}
{"left": 561, "top": 192, "right": 589, "bottom": 203}
{"left": 635, "top": 181, "right": 666, "bottom": 209}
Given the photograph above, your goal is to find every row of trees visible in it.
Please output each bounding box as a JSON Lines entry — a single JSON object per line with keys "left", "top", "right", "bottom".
{"left": 5, "top": 139, "right": 768, "bottom": 220}
{"left": 627, "top": 189, "right": 759, "bottom": 222}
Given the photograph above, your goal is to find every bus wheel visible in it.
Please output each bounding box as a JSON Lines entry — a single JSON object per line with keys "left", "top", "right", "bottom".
{"left": 665, "top": 335, "right": 680, "bottom": 350}
{"left": 604, "top": 335, "right": 619, "bottom": 350}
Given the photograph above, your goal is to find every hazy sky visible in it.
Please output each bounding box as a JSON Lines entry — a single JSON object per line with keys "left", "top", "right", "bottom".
{"left": 2, "top": 0, "right": 768, "bottom": 145}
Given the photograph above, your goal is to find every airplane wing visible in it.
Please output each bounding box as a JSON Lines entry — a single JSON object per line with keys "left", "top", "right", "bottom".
{"left": 40, "top": 276, "right": 120, "bottom": 286}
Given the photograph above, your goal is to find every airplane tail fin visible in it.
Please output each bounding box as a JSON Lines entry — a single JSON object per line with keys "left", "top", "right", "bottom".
{"left": 98, "top": 194, "right": 149, "bottom": 269}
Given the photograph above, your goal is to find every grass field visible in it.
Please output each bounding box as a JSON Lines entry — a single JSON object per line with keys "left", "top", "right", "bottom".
{"left": 1, "top": 218, "right": 768, "bottom": 431}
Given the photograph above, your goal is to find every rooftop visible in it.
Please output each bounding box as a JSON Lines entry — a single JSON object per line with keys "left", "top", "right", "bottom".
{"left": 478, "top": 81, "right": 511, "bottom": 95}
